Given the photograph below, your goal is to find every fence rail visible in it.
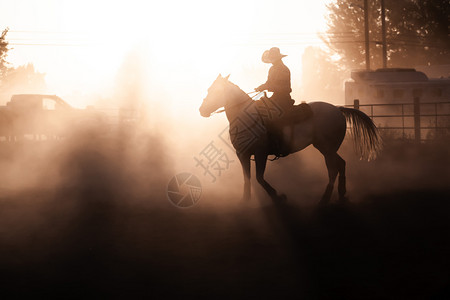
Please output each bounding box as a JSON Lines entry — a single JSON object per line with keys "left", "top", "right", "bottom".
{"left": 346, "top": 98, "right": 450, "bottom": 142}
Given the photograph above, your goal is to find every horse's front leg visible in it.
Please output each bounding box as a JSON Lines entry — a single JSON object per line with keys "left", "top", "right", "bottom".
{"left": 238, "top": 152, "right": 251, "bottom": 201}
{"left": 255, "top": 151, "right": 286, "bottom": 202}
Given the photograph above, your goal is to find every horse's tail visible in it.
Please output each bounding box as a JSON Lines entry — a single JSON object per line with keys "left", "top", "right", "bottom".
{"left": 339, "top": 107, "right": 382, "bottom": 160}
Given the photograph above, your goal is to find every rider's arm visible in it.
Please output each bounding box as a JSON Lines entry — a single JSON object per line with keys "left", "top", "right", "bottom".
{"left": 255, "top": 83, "right": 267, "bottom": 92}
{"left": 255, "top": 66, "right": 276, "bottom": 91}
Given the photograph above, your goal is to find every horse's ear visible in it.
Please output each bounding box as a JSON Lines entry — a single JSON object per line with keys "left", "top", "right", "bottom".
{"left": 217, "top": 74, "right": 222, "bottom": 79}
{"left": 224, "top": 74, "right": 230, "bottom": 80}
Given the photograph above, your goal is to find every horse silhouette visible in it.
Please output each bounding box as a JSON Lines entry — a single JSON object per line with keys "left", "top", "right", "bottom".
{"left": 199, "top": 74, "right": 381, "bottom": 203}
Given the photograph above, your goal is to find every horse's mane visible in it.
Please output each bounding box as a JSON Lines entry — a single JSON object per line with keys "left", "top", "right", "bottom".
{"left": 224, "top": 80, "right": 252, "bottom": 103}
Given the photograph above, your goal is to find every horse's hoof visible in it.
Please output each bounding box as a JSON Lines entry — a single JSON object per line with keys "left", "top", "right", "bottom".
{"left": 272, "top": 194, "right": 287, "bottom": 202}
{"left": 338, "top": 196, "right": 349, "bottom": 203}
{"left": 318, "top": 197, "right": 330, "bottom": 206}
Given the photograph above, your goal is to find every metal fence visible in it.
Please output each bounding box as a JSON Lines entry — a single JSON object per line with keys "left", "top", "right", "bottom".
{"left": 347, "top": 98, "right": 450, "bottom": 142}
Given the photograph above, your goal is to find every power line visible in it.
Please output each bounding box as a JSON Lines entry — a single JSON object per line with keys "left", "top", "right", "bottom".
{"left": 9, "top": 43, "right": 90, "bottom": 47}
{"left": 5, "top": 30, "right": 449, "bottom": 49}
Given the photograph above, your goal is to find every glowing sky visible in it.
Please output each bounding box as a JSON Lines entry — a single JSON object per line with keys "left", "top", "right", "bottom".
{"left": 0, "top": 0, "right": 330, "bottom": 106}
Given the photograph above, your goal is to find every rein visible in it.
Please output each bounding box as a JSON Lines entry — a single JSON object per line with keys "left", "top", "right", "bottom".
{"left": 211, "top": 90, "right": 260, "bottom": 115}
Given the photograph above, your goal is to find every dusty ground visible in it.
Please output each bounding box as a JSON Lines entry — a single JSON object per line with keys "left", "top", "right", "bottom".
{"left": 0, "top": 133, "right": 449, "bottom": 299}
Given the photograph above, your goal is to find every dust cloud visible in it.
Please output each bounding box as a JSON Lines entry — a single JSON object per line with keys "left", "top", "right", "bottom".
{"left": 0, "top": 52, "right": 449, "bottom": 298}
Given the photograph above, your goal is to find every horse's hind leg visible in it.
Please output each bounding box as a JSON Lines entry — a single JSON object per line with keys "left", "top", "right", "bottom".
{"left": 336, "top": 154, "right": 347, "bottom": 201}
{"left": 255, "top": 152, "right": 285, "bottom": 201}
{"left": 320, "top": 152, "right": 339, "bottom": 204}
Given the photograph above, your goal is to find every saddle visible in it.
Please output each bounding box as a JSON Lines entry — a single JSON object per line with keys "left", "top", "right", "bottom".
{"left": 276, "top": 102, "right": 313, "bottom": 126}
{"left": 255, "top": 98, "right": 311, "bottom": 123}
{"left": 257, "top": 98, "right": 313, "bottom": 157}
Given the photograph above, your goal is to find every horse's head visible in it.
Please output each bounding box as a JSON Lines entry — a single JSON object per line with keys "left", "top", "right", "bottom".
{"left": 199, "top": 74, "right": 230, "bottom": 118}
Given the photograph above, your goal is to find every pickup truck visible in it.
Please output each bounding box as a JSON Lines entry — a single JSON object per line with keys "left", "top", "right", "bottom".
{"left": 0, "top": 94, "right": 108, "bottom": 141}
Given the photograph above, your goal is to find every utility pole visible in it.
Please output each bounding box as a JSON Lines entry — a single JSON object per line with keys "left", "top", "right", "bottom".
{"left": 381, "top": 0, "right": 387, "bottom": 68}
{"left": 363, "top": 0, "right": 370, "bottom": 70}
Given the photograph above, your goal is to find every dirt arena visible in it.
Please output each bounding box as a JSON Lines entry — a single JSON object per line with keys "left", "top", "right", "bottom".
{"left": 0, "top": 132, "right": 449, "bottom": 299}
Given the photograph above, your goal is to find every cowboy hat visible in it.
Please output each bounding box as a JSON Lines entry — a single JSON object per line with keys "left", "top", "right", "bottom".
{"left": 261, "top": 47, "right": 287, "bottom": 63}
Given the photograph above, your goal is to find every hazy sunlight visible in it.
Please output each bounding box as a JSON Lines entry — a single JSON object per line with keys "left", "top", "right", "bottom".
{"left": 1, "top": 0, "right": 328, "bottom": 110}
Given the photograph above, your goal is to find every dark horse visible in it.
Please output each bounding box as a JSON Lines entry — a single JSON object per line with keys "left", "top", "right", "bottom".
{"left": 199, "top": 75, "right": 381, "bottom": 203}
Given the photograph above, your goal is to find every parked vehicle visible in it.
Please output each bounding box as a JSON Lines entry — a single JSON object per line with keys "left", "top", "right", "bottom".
{"left": 0, "top": 94, "right": 108, "bottom": 141}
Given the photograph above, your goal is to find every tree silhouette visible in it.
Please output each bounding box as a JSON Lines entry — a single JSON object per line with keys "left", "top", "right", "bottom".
{"left": 0, "top": 28, "right": 9, "bottom": 78}
{"left": 0, "top": 29, "right": 47, "bottom": 103}
{"left": 0, "top": 64, "right": 47, "bottom": 104}
{"left": 322, "top": 0, "right": 450, "bottom": 70}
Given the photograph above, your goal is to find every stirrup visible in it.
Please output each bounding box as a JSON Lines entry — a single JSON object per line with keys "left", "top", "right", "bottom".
{"left": 269, "top": 150, "right": 289, "bottom": 161}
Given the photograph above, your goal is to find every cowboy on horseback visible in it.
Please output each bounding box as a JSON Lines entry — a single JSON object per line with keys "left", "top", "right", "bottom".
{"left": 199, "top": 75, "right": 381, "bottom": 203}
{"left": 255, "top": 47, "right": 296, "bottom": 156}
{"left": 255, "top": 47, "right": 294, "bottom": 112}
